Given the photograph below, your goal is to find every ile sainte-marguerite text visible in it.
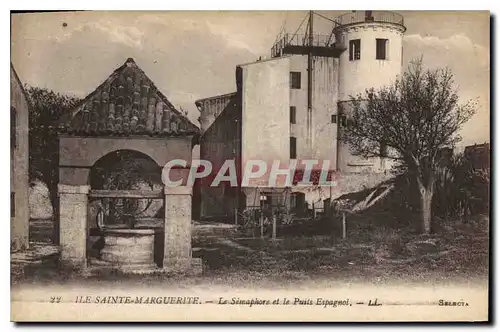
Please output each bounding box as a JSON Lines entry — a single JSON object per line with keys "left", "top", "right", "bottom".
{"left": 75, "top": 296, "right": 201, "bottom": 304}
{"left": 74, "top": 295, "right": 350, "bottom": 307}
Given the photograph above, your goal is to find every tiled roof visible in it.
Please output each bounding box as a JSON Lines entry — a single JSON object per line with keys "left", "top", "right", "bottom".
{"left": 58, "top": 58, "right": 199, "bottom": 137}
{"left": 194, "top": 92, "right": 237, "bottom": 106}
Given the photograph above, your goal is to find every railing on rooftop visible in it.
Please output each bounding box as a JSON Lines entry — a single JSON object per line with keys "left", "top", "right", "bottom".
{"left": 333, "top": 10, "right": 404, "bottom": 29}
{"left": 270, "top": 11, "right": 405, "bottom": 58}
{"left": 271, "top": 33, "right": 336, "bottom": 58}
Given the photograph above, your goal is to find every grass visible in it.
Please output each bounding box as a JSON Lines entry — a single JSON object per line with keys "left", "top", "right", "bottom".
{"left": 195, "top": 212, "right": 489, "bottom": 283}
{"left": 13, "top": 213, "right": 489, "bottom": 288}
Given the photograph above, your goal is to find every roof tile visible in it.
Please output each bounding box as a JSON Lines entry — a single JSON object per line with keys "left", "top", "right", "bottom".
{"left": 58, "top": 58, "right": 199, "bottom": 137}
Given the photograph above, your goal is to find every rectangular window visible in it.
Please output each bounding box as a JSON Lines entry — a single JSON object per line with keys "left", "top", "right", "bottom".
{"left": 11, "top": 192, "right": 15, "bottom": 217}
{"left": 11, "top": 106, "right": 16, "bottom": 148}
{"left": 340, "top": 115, "right": 347, "bottom": 127}
{"left": 290, "top": 72, "right": 301, "bottom": 89}
{"left": 331, "top": 114, "right": 337, "bottom": 124}
{"left": 376, "top": 38, "right": 388, "bottom": 60}
{"left": 349, "top": 39, "right": 361, "bottom": 61}
{"left": 290, "top": 106, "right": 296, "bottom": 124}
{"left": 290, "top": 137, "right": 297, "bottom": 159}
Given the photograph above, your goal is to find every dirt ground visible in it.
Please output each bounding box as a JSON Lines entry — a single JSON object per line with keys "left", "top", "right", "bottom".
{"left": 12, "top": 212, "right": 489, "bottom": 290}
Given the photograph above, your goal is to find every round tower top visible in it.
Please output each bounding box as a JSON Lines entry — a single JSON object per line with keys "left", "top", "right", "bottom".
{"left": 333, "top": 10, "right": 406, "bottom": 33}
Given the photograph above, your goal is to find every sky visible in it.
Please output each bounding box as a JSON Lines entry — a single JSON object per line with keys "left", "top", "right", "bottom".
{"left": 11, "top": 10, "right": 490, "bottom": 148}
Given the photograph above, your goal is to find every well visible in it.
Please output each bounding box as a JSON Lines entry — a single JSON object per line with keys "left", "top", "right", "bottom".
{"left": 100, "top": 228, "right": 157, "bottom": 272}
{"left": 56, "top": 58, "right": 200, "bottom": 274}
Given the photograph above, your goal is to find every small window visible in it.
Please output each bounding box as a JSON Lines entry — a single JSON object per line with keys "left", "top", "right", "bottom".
{"left": 290, "top": 72, "right": 301, "bottom": 89}
{"left": 11, "top": 192, "right": 15, "bottom": 217}
{"left": 376, "top": 38, "right": 388, "bottom": 60}
{"left": 11, "top": 106, "right": 16, "bottom": 148}
{"left": 340, "top": 115, "right": 347, "bottom": 127}
{"left": 290, "top": 137, "right": 297, "bottom": 159}
{"left": 331, "top": 114, "right": 337, "bottom": 124}
{"left": 349, "top": 39, "right": 361, "bottom": 61}
{"left": 290, "top": 106, "right": 296, "bottom": 124}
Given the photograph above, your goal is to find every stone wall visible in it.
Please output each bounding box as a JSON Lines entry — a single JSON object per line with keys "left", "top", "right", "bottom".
{"left": 11, "top": 66, "right": 30, "bottom": 252}
{"left": 29, "top": 180, "right": 53, "bottom": 220}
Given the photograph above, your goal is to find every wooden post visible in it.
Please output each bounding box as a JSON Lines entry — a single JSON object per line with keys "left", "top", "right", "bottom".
{"left": 342, "top": 212, "right": 346, "bottom": 239}
{"left": 260, "top": 214, "right": 264, "bottom": 239}
{"left": 272, "top": 215, "right": 277, "bottom": 240}
{"left": 331, "top": 209, "right": 336, "bottom": 242}
{"left": 234, "top": 208, "right": 238, "bottom": 225}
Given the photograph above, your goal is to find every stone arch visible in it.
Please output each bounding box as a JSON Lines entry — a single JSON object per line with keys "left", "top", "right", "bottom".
{"left": 88, "top": 149, "right": 162, "bottom": 190}
{"left": 78, "top": 138, "right": 167, "bottom": 171}
{"left": 87, "top": 149, "right": 164, "bottom": 231}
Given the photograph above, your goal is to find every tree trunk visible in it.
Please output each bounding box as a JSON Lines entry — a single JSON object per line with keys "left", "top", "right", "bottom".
{"left": 419, "top": 185, "right": 433, "bottom": 234}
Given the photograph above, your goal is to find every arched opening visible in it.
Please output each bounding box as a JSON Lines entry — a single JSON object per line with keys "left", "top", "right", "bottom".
{"left": 87, "top": 149, "right": 165, "bottom": 269}
{"left": 89, "top": 149, "right": 164, "bottom": 227}
{"left": 90, "top": 149, "right": 161, "bottom": 188}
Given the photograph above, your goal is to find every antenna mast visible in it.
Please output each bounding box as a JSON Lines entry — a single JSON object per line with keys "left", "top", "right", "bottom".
{"left": 306, "top": 10, "right": 314, "bottom": 150}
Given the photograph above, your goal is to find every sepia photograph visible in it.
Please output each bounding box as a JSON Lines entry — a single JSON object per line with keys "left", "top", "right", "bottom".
{"left": 10, "top": 9, "right": 490, "bottom": 322}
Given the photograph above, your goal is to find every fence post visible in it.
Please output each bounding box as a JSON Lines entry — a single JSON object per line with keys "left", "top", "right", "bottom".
{"left": 260, "top": 214, "right": 264, "bottom": 239}
{"left": 342, "top": 212, "right": 346, "bottom": 239}
{"left": 272, "top": 215, "right": 277, "bottom": 240}
{"left": 331, "top": 210, "right": 336, "bottom": 242}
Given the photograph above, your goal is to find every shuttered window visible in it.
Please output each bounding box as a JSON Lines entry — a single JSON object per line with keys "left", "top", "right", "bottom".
{"left": 11, "top": 106, "right": 16, "bottom": 148}
{"left": 349, "top": 39, "right": 361, "bottom": 61}
{"left": 290, "top": 137, "right": 297, "bottom": 159}
{"left": 290, "top": 72, "right": 301, "bottom": 89}
{"left": 290, "top": 106, "right": 296, "bottom": 124}
{"left": 376, "top": 38, "right": 388, "bottom": 60}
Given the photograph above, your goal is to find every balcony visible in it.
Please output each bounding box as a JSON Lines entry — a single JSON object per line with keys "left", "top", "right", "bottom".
{"left": 271, "top": 33, "right": 345, "bottom": 58}
{"left": 333, "top": 11, "right": 405, "bottom": 30}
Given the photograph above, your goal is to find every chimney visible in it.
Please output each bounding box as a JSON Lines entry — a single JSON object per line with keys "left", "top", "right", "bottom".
{"left": 365, "top": 10, "right": 374, "bottom": 22}
{"left": 125, "top": 57, "right": 136, "bottom": 67}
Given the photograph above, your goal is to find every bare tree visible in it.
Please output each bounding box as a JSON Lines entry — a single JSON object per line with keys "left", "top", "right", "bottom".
{"left": 341, "top": 59, "right": 477, "bottom": 234}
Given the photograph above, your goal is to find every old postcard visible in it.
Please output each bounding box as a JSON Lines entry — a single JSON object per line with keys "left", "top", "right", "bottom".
{"left": 10, "top": 10, "right": 490, "bottom": 322}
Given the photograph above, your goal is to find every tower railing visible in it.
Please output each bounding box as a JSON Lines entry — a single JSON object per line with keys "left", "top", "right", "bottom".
{"left": 271, "top": 33, "right": 335, "bottom": 58}
{"left": 333, "top": 11, "right": 404, "bottom": 29}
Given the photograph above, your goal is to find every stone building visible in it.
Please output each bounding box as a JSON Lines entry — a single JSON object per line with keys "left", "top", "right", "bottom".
{"left": 196, "top": 11, "right": 406, "bottom": 220}
{"left": 10, "top": 64, "right": 30, "bottom": 252}
{"left": 56, "top": 58, "right": 201, "bottom": 273}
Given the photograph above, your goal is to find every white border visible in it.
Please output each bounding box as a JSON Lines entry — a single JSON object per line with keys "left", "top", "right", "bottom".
{"left": 3, "top": 1, "right": 496, "bottom": 331}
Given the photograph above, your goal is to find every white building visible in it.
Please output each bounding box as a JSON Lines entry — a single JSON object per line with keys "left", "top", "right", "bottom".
{"left": 196, "top": 11, "right": 406, "bottom": 220}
